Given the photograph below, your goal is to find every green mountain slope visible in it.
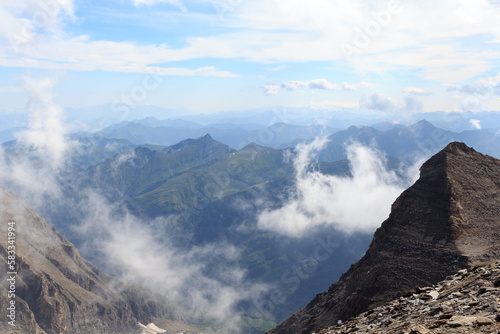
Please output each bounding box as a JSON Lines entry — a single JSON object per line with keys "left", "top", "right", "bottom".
{"left": 73, "top": 135, "right": 373, "bottom": 330}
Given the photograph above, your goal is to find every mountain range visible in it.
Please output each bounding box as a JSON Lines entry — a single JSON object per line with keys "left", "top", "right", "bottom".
{"left": 2, "top": 113, "right": 500, "bottom": 333}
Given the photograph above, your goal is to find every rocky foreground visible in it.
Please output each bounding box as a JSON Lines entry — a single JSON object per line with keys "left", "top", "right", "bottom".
{"left": 318, "top": 261, "right": 500, "bottom": 334}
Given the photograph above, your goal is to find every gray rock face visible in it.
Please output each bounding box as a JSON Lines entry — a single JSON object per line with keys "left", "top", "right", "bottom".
{"left": 268, "top": 142, "right": 500, "bottom": 334}
{"left": 0, "top": 187, "right": 179, "bottom": 334}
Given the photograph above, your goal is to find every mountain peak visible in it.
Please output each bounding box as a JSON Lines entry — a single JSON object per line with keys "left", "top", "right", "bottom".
{"left": 442, "top": 141, "right": 477, "bottom": 155}
{"left": 268, "top": 142, "right": 500, "bottom": 334}
{"left": 200, "top": 133, "right": 213, "bottom": 140}
{"left": 410, "top": 119, "right": 435, "bottom": 130}
{"left": 170, "top": 133, "right": 226, "bottom": 151}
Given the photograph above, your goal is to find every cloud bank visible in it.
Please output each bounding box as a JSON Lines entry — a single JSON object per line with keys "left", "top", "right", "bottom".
{"left": 257, "top": 138, "right": 419, "bottom": 236}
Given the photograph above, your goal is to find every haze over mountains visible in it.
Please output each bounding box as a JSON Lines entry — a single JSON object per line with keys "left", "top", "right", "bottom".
{"left": 1, "top": 105, "right": 500, "bottom": 333}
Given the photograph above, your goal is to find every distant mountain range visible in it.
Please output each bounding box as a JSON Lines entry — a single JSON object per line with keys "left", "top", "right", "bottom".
{"left": 2, "top": 106, "right": 500, "bottom": 145}
{"left": 318, "top": 119, "right": 500, "bottom": 163}
{"left": 93, "top": 120, "right": 337, "bottom": 150}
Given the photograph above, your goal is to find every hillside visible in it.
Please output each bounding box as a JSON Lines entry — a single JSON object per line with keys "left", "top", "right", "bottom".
{"left": 268, "top": 142, "right": 500, "bottom": 334}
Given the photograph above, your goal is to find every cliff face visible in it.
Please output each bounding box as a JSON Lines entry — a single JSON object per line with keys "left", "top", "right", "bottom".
{"left": 268, "top": 142, "right": 500, "bottom": 334}
{"left": 0, "top": 187, "right": 179, "bottom": 334}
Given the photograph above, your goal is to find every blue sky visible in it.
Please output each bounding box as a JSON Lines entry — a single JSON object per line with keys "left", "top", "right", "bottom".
{"left": 1, "top": 0, "right": 500, "bottom": 116}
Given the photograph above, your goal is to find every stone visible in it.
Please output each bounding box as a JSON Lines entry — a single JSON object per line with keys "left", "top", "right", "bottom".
{"left": 447, "top": 316, "right": 476, "bottom": 327}
{"left": 475, "top": 317, "right": 493, "bottom": 325}
{"left": 439, "top": 313, "right": 454, "bottom": 319}
{"left": 410, "top": 325, "right": 429, "bottom": 334}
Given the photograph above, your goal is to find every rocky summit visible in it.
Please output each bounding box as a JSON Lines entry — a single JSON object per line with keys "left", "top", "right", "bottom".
{"left": 268, "top": 142, "right": 500, "bottom": 334}
{"left": 319, "top": 261, "right": 500, "bottom": 334}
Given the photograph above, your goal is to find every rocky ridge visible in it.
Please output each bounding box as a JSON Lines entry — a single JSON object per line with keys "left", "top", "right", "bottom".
{"left": 318, "top": 261, "right": 500, "bottom": 334}
{"left": 268, "top": 142, "right": 500, "bottom": 334}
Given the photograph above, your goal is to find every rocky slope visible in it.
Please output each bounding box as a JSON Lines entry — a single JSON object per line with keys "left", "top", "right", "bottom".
{"left": 320, "top": 261, "right": 500, "bottom": 333}
{"left": 268, "top": 142, "right": 500, "bottom": 334}
{"left": 0, "top": 187, "right": 189, "bottom": 334}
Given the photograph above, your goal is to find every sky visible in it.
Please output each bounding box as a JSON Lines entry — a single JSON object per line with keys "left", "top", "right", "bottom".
{"left": 1, "top": 0, "right": 500, "bottom": 116}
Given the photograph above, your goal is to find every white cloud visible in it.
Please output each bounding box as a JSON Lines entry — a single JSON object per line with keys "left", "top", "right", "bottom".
{"left": 2, "top": 0, "right": 500, "bottom": 82}
{"left": 361, "top": 93, "right": 423, "bottom": 113}
{"left": 0, "top": 75, "right": 75, "bottom": 208}
{"left": 361, "top": 93, "right": 397, "bottom": 112}
{"left": 257, "top": 138, "right": 418, "bottom": 236}
{"left": 403, "top": 87, "right": 432, "bottom": 96}
{"left": 0, "top": 0, "right": 74, "bottom": 38}
{"left": 470, "top": 118, "right": 482, "bottom": 129}
{"left": 216, "top": 0, "right": 500, "bottom": 80}
{"left": 16, "top": 75, "right": 72, "bottom": 167}
{"left": 0, "top": 38, "right": 238, "bottom": 77}
{"left": 458, "top": 96, "right": 490, "bottom": 112}
{"left": 281, "top": 79, "right": 339, "bottom": 91}
{"left": 278, "top": 79, "right": 372, "bottom": 93}
{"left": 0, "top": 1, "right": 235, "bottom": 78}
{"left": 262, "top": 84, "right": 280, "bottom": 95}
{"left": 447, "top": 81, "right": 500, "bottom": 96}
{"left": 77, "top": 192, "right": 266, "bottom": 328}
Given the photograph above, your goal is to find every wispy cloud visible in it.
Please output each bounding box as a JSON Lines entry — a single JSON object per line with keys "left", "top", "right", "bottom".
{"left": 470, "top": 118, "right": 482, "bottom": 129}
{"left": 268, "top": 79, "right": 372, "bottom": 96}
{"left": 262, "top": 84, "right": 280, "bottom": 95}
{"left": 281, "top": 79, "right": 339, "bottom": 91}
{"left": 257, "top": 138, "right": 419, "bottom": 236}
{"left": 403, "top": 87, "right": 432, "bottom": 96}
{"left": 361, "top": 93, "right": 423, "bottom": 113}
{"left": 0, "top": 75, "right": 74, "bottom": 207}
{"left": 447, "top": 82, "right": 500, "bottom": 95}
{"left": 76, "top": 192, "right": 267, "bottom": 330}
{"left": 2, "top": 0, "right": 500, "bottom": 82}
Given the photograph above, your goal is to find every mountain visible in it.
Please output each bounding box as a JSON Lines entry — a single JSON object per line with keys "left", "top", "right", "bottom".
{"left": 95, "top": 120, "right": 336, "bottom": 149}
{"left": 321, "top": 260, "right": 500, "bottom": 333}
{"left": 44, "top": 135, "right": 376, "bottom": 329}
{"left": 318, "top": 120, "right": 500, "bottom": 164}
{"left": 0, "top": 187, "right": 197, "bottom": 334}
{"left": 268, "top": 142, "right": 500, "bottom": 334}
